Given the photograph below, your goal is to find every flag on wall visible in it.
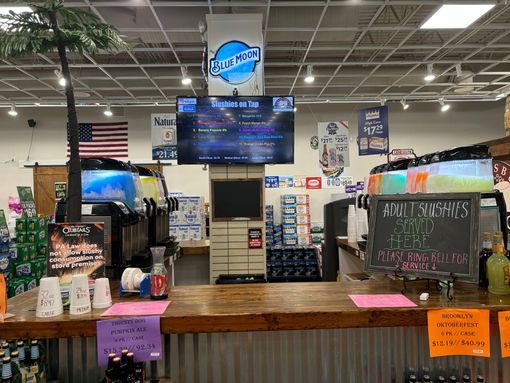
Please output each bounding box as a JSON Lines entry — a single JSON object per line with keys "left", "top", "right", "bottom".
{"left": 67, "top": 122, "right": 128, "bottom": 158}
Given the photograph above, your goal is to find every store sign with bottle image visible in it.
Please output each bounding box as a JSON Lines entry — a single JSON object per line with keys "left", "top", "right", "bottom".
{"left": 365, "top": 193, "right": 481, "bottom": 281}
{"left": 318, "top": 121, "right": 350, "bottom": 178}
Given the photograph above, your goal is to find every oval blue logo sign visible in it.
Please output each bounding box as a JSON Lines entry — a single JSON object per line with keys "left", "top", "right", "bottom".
{"left": 209, "top": 40, "right": 261, "bottom": 84}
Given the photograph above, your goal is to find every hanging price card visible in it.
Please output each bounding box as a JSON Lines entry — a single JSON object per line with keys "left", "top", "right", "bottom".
{"left": 498, "top": 311, "right": 510, "bottom": 357}
{"left": 427, "top": 309, "right": 490, "bottom": 357}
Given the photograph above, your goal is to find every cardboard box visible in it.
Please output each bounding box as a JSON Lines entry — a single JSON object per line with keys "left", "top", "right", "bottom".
{"left": 282, "top": 214, "right": 297, "bottom": 225}
{"left": 15, "top": 244, "right": 29, "bottom": 263}
{"left": 177, "top": 225, "right": 190, "bottom": 241}
{"left": 298, "top": 235, "right": 312, "bottom": 246}
{"left": 281, "top": 195, "right": 297, "bottom": 205}
{"left": 37, "top": 243, "right": 47, "bottom": 257}
{"left": 296, "top": 215, "right": 311, "bottom": 225}
{"left": 0, "top": 252, "right": 11, "bottom": 274}
{"left": 189, "top": 225, "right": 203, "bottom": 240}
{"left": 181, "top": 210, "right": 202, "bottom": 225}
{"left": 169, "top": 226, "right": 178, "bottom": 237}
{"left": 296, "top": 194, "right": 310, "bottom": 205}
{"left": 169, "top": 211, "right": 181, "bottom": 226}
{"left": 27, "top": 217, "right": 47, "bottom": 231}
{"left": 16, "top": 232, "right": 28, "bottom": 244}
{"left": 15, "top": 261, "right": 32, "bottom": 277}
{"left": 15, "top": 218, "right": 27, "bottom": 233}
{"left": 8, "top": 278, "right": 25, "bottom": 298}
{"left": 282, "top": 224, "right": 297, "bottom": 235}
{"left": 297, "top": 224, "right": 311, "bottom": 235}
{"left": 311, "top": 222, "right": 324, "bottom": 233}
{"left": 281, "top": 206, "right": 297, "bottom": 215}
{"left": 296, "top": 204, "right": 310, "bottom": 215}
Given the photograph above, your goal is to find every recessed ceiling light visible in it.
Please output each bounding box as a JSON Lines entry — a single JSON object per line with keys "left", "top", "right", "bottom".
{"left": 421, "top": 4, "right": 495, "bottom": 29}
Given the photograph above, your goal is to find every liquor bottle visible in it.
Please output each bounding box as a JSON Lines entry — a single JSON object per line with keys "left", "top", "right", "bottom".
{"left": 2, "top": 356, "right": 13, "bottom": 383}
{"left": 322, "top": 144, "right": 329, "bottom": 168}
{"left": 487, "top": 232, "right": 510, "bottom": 295}
{"left": 449, "top": 376, "right": 458, "bottom": 383}
{"left": 409, "top": 375, "right": 417, "bottom": 383}
{"left": 437, "top": 377, "right": 446, "bottom": 383}
{"left": 25, "top": 340, "right": 40, "bottom": 383}
{"left": 105, "top": 353, "right": 117, "bottom": 383}
{"left": 150, "top": 247, "right": 168, "bottom": 300}
{"left": 479, "top": 232, "right": 492, "bottom": 287}
{"left": 476, "top": 376, "right": 484, "bottom": 383}
{"left": 125, "top": 352, "right": 139, "bottom": 383}
{"left": 9, "top": 352, "right": 20, "bottom": 383}
{"left": 110, "top": 357, "right": 122, "bottom": 383}
{"left": 422, "top": 375, "right": 431, "bottom": 383}
{"left": 462, "top": 375, "right": 471, "bottom": 383}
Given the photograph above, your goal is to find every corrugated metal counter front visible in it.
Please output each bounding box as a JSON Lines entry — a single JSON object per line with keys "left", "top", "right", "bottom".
{"left": 5, "top": 281, "right": 510, "bottom": 382}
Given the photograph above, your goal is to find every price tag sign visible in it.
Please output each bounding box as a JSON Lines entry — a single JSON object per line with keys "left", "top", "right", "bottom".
{"left": 498, "top": 311, "right": 510, "bottom": 357}
{"left": 427, "top": 309, "right": 490, "bottom": 357}
{"left": 96, "top": 316, "right": 163, "bottom": 366}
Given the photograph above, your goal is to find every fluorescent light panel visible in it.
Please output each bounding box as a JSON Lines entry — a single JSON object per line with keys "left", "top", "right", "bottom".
{"left": 421, "top": 4, "right": 495, "bottom": 29}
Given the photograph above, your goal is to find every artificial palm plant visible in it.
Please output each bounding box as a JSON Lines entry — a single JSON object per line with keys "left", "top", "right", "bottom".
{"left": 0, "top": 0, "right": 128, "bottom": 221}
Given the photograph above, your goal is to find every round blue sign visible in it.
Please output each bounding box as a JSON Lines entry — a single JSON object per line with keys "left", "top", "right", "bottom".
{"left": 209, "top": 40, "right": 261, "bottom": 84}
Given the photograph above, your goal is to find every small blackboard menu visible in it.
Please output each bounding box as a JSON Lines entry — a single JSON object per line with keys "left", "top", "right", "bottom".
{"left": 365, "top": 193, "right": 481, "bottom": 282}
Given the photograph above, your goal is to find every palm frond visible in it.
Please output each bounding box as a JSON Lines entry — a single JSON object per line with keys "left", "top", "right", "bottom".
{"left": 0, "top": 30, "right": 55, "bottom": 58}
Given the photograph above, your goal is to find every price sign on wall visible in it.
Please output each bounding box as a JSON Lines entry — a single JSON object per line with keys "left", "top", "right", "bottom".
{"left": 428, "top": 309, "right": 490, "bottom": 357}
{"left": 365, "top": 193, "right": 481, "bottom": 281}
{"left": 96, "top": 316, "right": 163, "bottom": 366}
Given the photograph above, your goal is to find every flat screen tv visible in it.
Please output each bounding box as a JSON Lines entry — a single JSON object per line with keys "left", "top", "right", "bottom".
{"left": 177, "top": 96, "right": 294, "bottom": 164}
{"left": 211, "top": 179, "right": 263, "bottom": 221}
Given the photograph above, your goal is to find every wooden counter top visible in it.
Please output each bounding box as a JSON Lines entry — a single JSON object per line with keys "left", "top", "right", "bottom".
{"left": 179, "top": 239, "right": 209, "bottom": 256}
{"left": 337, "top": 237, "right": 366, "bottom": 260}
{"left": 3, "top": 279, "right": 510, "bottom": 339}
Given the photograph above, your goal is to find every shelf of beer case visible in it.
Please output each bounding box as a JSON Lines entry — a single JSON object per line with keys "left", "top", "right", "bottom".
{"left": 337, "top": 237, "right": 366, "bottom": 260}
{"left": 179, "top": 239, "right": 210, "bottom": 256}
{"left": 3, "top": 278, "right": 510, "bottom": 339}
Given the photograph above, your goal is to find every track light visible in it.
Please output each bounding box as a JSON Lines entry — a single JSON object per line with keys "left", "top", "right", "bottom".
{"left": 455, "top": 64, "right": 462, "bottom": 78}
{"left": 401, "top": 99, "right": 409, "bottom": 110}
{"left": 438, "top": 98, "right": 450, "bottom": 112}
{"left": 104, "top": 103, "right": 113, "bottom": 117}
{"left": 304, "top": 65, "right": 315, "bottom": 84}
{"left": 424, "top": 64, "right": 436, "bottom": 82}
{"left": 54, "top": 69, "right": 66, "bottom": 87}
{"left": 380, "top": 99, "right": 386, "bottom": 106}
{"left": 7, "top": 104, "right": 17, "bottom": 117}
{"left": 181, "top": 67, "right": 192, "bottom": 85}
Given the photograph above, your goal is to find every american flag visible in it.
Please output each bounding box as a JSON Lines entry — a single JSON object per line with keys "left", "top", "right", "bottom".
{"left": 67, "top": 122, "right": 128, "bottom": 158}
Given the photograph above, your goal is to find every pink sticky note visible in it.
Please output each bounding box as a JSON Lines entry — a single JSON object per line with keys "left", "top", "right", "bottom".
{"left": 348, "top": 294, "right": 417, "bottom": 308}
{"left": 101, "top": 301, "right": 170, "bottom": 316}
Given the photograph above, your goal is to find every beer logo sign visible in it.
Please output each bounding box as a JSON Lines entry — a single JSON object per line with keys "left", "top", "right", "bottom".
{"left": 209, "top": 40, "right": 261, "bottom": 84}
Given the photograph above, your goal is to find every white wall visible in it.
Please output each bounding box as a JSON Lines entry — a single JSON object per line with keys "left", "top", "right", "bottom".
{"left": 0, "top": 101, "right": 505, "bottom": 221}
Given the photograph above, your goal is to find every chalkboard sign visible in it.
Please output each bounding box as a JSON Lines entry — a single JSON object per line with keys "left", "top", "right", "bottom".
{"left": 365, "top": 193, "right": 481, "bottom": 282}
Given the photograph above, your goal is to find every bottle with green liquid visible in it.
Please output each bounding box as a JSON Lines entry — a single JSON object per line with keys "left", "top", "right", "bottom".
{"left": 487, "top": 232, "right": 510, "bottom": 295}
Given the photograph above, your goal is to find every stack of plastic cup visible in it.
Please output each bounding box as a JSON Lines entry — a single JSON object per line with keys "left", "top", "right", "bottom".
{"left": 36, "top": 277, "right": 64, "bottom": 318}
{"left": 356, "top": 207, "right": 368, "bottom": 241}
{"left": 347, "top": 205, "right": 357, "bottom": 243}
{"left": 92, "top": 278, "right": 112, "bottom": 309}
{"left": 70, "top": 274, "right": 91, "bottom": 315}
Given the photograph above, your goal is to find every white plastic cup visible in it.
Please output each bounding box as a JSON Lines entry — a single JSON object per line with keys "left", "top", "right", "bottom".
{"left": 348, "top": 204, "right": 356, "bottom": 217}
{"left": 36, "top": 277, "right": 64, "bottom": 318}
{"left": 70, "top": 274, "right": 91, "bottom": 315}
{"left": 347, "top": 214, "right": 357, "bottom": 243}
{"left": 93, "top": 277, "right": 112, "bottom": 309}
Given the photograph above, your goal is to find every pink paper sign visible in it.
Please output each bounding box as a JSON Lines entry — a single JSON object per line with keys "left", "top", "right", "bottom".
{"left": 348, "top": 294, "right": 417, "bottom": 308}
{"left": 101, "top": 301, "right": 170, "bottom": 316}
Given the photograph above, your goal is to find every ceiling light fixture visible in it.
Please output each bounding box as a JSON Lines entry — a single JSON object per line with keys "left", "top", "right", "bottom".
{"left": 455, "top": 64, "right": 463, "bottom": 78}
{"left": 401, "top": 99, "right": 409, "bottom": 110}
{"left": 104, "top": 103, "right": 113, "bottom": 117}
{"left": 304, "top": 65, "right": 315, "bottom": 84}
{"left": 439, "top": 98, "right": 450, "bottom": 112}
{"left": 7, "top": 103, "right": 17, "bottom": 117}
{"left": 421, "top": 4, "right": 495, "bottom": 29}
{"left": 54, "top": 69, "right": 66, "bottom": 87}
{"left": 424, "top": 64, "right": 436, "bottom": 82}
{"left": 181, "top": 67, "right": 192, "bottom": 85}
{"left": 293, "top": 107, "right": 297, "bottom": 112}
{"left": 380, "top": 99, "right": 386, "bottom": 106}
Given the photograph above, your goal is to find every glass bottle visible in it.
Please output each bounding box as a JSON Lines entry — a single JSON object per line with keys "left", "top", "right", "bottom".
{"left": 15, "top": 343, "right": 24, "bottom": 369}
{"left": 125, "top": 352, "right": 139, "bottom": 383}
{"left": 409, "top": 375, "right": 417, "bottom": 383}
{"left": 462, "top": 375, "right": 471, "bottom": 383}
{"left": 2, "top": 356, "right": 12, "bottom": 383}
{"left": 479, "top": 232, "right": 492, "bottom": 287}
{"left": 449, "top": 376, "right": 458, "bottom": 383}
{"left": 487, "top": 232, "right": 510, "bottom": 295}
{"left": 422, "top": 375, "right": 431, "bottom": 383}
{"left": 150, "top": 247, "right": 168, "bottom": 300}
{"left": 120, "top": 349, "right": 129, "bottom": 382}
{"left": 1, "top": 344, "right": 9, "bottom": 358}
{"left": 25, "top": 340, "right": 39, "bottom": 383}
{"left": 476, "top": 376, "right": 484, "bottom": 383}
{"left": 9, "top": 352, "right": 20, "bottom": 383}
{"left": 506, "top": 238, "right": 510, "bottom": 261}
{"left": 437, "top": 377, "right": 446, "bottom": 383}
{"left": 111, "top": 357, "right": 122, "bottom": 383}
{"left": 105, "top": 352, "right": 116, "bottom": 383}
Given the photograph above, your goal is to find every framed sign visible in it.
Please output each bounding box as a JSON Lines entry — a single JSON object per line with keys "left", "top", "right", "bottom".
{"left": 365, "top": 193, "right": 481, "bottom": 282}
